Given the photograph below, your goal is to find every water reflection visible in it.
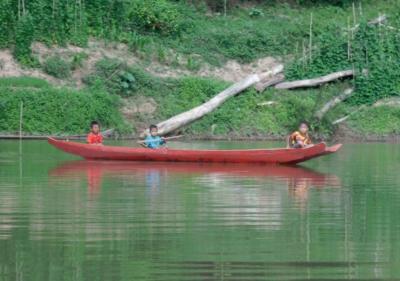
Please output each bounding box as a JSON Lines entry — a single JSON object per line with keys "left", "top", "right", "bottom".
{"left": 49, "top": 160, "right": 340, "bottom": 201}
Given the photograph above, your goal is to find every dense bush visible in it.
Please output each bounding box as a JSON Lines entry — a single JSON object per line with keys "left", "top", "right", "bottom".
{"left": 286, "top": 17, "right": 400, "bottom": 106}
{"left": 43, "top": 56, "right": 71, "bottom": 79}
{"left": 14, "top": 14, "right": 36, "bottom": 65}
{"left": 1, "top": 0, "right": 398, "bottom": 67}
{"left": 0, "top": 84, "right": 126, "bottom": 134}
{"left": 71, "top": 52, "right": 89, "bottom": 70}
{"left": 0, "top": 0, "right": 14, "bottom": 48}
{"left": 84, "top": 58, "right": 138, "bottom": 97}
{"left": 129, "top": 0, "right": 184, "bottom": 35}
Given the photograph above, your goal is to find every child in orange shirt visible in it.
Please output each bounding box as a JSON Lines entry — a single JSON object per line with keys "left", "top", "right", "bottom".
{"left": 87, "top": 121, "right": 103, "bottom": 145}
{"left": 287, "top": 122, "right": 312, "bottom": 148}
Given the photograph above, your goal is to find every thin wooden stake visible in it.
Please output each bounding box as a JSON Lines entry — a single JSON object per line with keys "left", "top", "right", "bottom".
{"left": 347, "top": 17, "right": 352, "bottom": 61}
{"left": 21, "top": 0, "right": 26, "bottom": 16}
{"left": 19, "top": 101, "right": 24, "bottom": 139}
{"left": 223, "top": 0, "right": 227, "bottom": 17}
{"left": 52, "top": 0, "right": 56, "bottom": 18}
{"left": 309, "top": 12, "right": 313, "bottom": 63}
{"left": 18, "top": 0, "right": 21, "bottom": 20}
{"left": 19, "top": 101, "right": 23, "bottom": 156}
{"left": 19, "top": 101, "right": 23, "bottom": 140}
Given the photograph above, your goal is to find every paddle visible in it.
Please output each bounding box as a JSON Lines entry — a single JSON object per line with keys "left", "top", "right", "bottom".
{"left": 137, "top": 135, "right": 183, "bottom": 145}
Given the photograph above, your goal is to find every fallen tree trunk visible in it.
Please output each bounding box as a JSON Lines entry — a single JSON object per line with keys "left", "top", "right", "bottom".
{"left": 315, "top": 88, "right": 355, "bottom": 120}
{"left": 255, "top": 74, "right": 285, "bottom": 92}
{"left": 275, "top": 69, "right": 354, "bottom": 90}
{"left": 140, "top": 65, "right": 284, "bottom": 137}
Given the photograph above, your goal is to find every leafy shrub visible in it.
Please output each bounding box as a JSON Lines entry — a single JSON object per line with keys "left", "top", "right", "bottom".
{"left": 129, "top": 0, "right": 183, "bottom": 35}
{"left": 186, "top": 56, "right": 202, "bottom": 71}
{"left": 71, "top": 52, "right": 89, "bottom": 70}
{"left": 127, "top": 32, "right": 153, "bottom": 52}
{"left": 0, "top": 0, "right": 14, "bottom": 48}
{"left": 84, "top": 58, "right": 138, "bottom": 97}
{"left": 286, "top": 18, "right": 400, "bottom": 106}
{"left": 43, "top": 56, "right": 71, "bottom": 78}
{"left": 14, "top": 14, "right": 36, "bottom": 66}
{"left": 0, "top": 86, "right": 126, "bottom": 134}
{"left": 249, "top": 8, "right": 264, "bottom": 17}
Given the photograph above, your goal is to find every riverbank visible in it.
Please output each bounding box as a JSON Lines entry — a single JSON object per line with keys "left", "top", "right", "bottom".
{"left": 2, "top": 74, "right": 400, "bottom": 141}
{"left": 1, "top": 1, "right": 400, "bottom": 140}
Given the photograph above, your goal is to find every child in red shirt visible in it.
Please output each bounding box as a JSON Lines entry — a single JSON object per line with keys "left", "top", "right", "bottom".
{"left": 87, "top": 121, "right": 103, "bottom": 145}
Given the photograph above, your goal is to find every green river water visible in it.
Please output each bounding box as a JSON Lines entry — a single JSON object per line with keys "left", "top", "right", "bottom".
{"left": 0, "top": 140, "right": 399, "bottom": 281}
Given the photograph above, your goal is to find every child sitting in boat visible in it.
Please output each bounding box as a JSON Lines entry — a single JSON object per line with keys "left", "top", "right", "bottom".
{"left": 87, "top": 121, "right": 103, "bottom": 145}
{"left": 287, "top": 122, "right": 312, "bottom": 148}
{"left": 145, "top": 125, "right": 166, "bottom": 149}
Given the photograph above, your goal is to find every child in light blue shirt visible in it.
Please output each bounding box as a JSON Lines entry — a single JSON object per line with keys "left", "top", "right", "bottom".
{"left": 145, "top": 125, "right": 166, "bottom": 149}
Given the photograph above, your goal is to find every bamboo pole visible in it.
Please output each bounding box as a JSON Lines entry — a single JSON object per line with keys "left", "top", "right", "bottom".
{"left": 18, "top": 0, "right": 21, "bottom": 20}
{"left": 347, "top": 17, "right": 351, "bottom": 61}
{"left": 352, "top": 2, "right": 357, "bottom": 26}
{"left": 19, "top": 101, "right": 23, "bottom": 140}
{"left": 19, "top": 101, "right": 23, "bottom": 156}
{"left": 309, "top": 12, "right": 313, "bottom": 63}
{"left": 223, "top": 0, "right": 227, "bottom": 17}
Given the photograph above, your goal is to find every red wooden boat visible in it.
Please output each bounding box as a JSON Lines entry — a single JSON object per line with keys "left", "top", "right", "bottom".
{"left": 47, "top": 137, "right": 342, "bottom": 164}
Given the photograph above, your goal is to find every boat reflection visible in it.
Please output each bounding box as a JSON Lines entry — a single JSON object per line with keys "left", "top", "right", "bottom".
{"left": 45, "top": 161, "right": 342, "bottom": 237}
{"left": 49, "top": 160, "right": 340, "bottom": 197}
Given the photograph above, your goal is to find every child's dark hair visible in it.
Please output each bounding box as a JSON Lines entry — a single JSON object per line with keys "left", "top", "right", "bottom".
{"left": 90, "top": 121, "right": 100, "bottom": 128}
{"left": 149, "top": 124, "right": 158, "bottom": 130}
{"left": 299, "top": 121, "right": 309, "bottom": 128}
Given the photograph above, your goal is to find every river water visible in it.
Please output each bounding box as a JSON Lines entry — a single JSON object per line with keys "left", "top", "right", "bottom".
{"left": 0, "top": 140, "right": 399, "bottom": 280}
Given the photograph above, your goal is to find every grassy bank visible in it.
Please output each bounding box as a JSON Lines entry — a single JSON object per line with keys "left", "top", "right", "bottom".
{"left": 2, "top": 68, "right": 400, "bottom": 140}
{"left": 0, "top": 77, "right": 126, "bottom": 135}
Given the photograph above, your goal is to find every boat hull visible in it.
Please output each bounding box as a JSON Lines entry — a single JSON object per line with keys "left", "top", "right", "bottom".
{"left": 47, "top": 138, "right": 341, "bottom": 165}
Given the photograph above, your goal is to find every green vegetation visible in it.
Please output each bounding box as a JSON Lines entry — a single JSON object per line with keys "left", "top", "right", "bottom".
{"left": 1, "top": 1, "right": 400, "bottom": 137}
{"left": 166, "top": 79, "right": 318, "bottom": 136}
{"left": 0, "top": 77, "right": 127, "bottom": 135}
{"left": 348, "top": 107, "right": 400, "bottom": 135}
{"left": 2, "top": 0, "right": 399, "bottom": 65}
{"left": 115, "top": 64, "right": 335, "bottom": 137}
{"left": 71, "top": 52, "right": 89, "bottom": 70}
{"left": 43, "top": 56, "right": 72, "bottom": 79}
{"left": 0, "top": 77, "right": 50, "bottom": 88}
{"left": 84, "top": 59, "right": 138, "bottom": 97}
{"left": 286, "top": 16, "right": 400, "bottom": 106}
